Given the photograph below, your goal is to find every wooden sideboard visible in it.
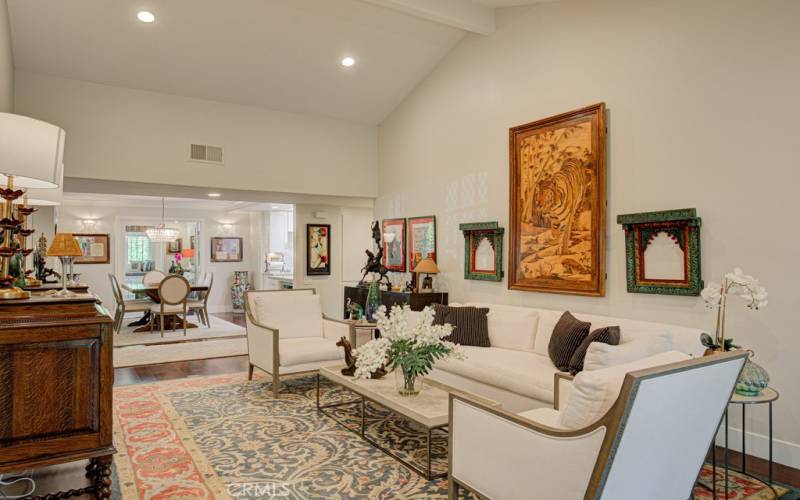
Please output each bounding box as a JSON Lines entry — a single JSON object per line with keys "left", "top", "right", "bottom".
{"left": 0, "top": 294, "right": 115, "bottom": 498}
{"left": 343, "top": 286, "right": 448, "bottom": 318}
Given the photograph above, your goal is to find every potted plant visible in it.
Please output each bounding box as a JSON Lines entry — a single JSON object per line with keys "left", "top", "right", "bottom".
{"left": 353, "top": 305, "right": 464, "bottom": 396}
{"left": 700, "top": 268, "right": 769, "bottom": 396}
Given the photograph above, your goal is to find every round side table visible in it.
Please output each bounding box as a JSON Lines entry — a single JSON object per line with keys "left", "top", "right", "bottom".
{"left": 710, "top": 387, "right": 779, "bottom": 499}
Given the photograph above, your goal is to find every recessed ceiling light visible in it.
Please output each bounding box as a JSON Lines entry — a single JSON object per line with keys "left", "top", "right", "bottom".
{"left": 137, "top": 10, "right": 155, "bottom": 23}
{"left": 207, "top": 192, "right": 221, "bottom": 198}
{"left": 341, "top": 57, "right": 355, "bottom": 67}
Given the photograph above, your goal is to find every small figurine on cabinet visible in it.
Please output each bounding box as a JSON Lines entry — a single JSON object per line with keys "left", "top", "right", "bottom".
{"left": 358, "top": 221, "right": 392, "bottom": 289}
{"left": 346, "top": 298, "right": 363, "bottom": 321}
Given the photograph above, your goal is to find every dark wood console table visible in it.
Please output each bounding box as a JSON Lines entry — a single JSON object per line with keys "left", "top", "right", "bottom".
{"left": 0, "top": 294, "right": 115, "bottom": 498}
{"left": 343, "top": 286, "right": 448, "bottom": 318}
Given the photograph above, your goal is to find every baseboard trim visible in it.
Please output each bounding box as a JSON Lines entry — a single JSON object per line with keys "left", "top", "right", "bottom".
{"left": 716, "top": 426, "right": 800, "bottom": 470}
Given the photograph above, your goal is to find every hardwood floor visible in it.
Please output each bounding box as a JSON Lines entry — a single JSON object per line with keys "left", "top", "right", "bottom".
{"left": 114, "top": 312, "right": 249, "bottom": 386}
{"left": 112, "top": 312, "right": 800, "bottom": 489}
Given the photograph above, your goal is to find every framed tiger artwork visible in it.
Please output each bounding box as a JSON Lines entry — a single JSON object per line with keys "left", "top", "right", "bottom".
{"left": 508, "top": 103, "right": 607, "bottom": 296}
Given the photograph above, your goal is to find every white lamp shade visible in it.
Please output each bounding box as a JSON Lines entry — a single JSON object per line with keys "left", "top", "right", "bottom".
{"left": 13, "top": 180, "right": 63, "bottom": 206}
{"left": 0, "top": 113, "right": 65, "bottom": 188}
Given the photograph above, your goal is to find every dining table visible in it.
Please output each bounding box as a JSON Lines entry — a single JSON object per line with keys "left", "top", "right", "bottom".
{"left": 121, "top": 281, "right": 210, "bottom": 333}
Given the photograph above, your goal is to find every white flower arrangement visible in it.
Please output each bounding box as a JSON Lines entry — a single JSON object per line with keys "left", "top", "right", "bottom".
{"left": 352, "top": 305, "right": 465, "bottom": 382}
{"left": 700, "top": 267, "right": 768, "bottom": 351}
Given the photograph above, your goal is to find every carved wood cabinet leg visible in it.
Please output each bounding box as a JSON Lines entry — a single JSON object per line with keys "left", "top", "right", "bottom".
{"left": 90, "top": 455, "right": 113, "bottom": 499}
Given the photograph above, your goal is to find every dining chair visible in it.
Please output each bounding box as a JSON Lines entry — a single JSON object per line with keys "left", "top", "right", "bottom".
{"left": 149, "top": 275, "right": 191, "bottom": 337}
{"left": 188, "top": 272, "right": 213, "bottom": 327}
{"left": 107, "top": 273, "right": 151, "bottom": 333}
{"left": 142, "top": 270, "right": 166, "bottom": 286}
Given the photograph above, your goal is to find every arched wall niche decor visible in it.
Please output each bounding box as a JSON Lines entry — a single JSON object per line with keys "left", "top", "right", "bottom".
{"left": 617, "top": 208, "right": 702, "bottom": 296}
{"left": 460, "top": 222, "right": 504, "bottom": 282}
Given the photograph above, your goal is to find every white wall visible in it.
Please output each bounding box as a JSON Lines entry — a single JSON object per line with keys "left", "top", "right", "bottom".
{"left": 14, "top": 71, "right": 378, "bottom": 198}
{"left": 0, "top": 0, "right": 13, "bottom": 112}
{"left": 294, "top": 204, "right": 374, "bottom": 319}
{"left": 50, "top": 201, "right": 262, "bottom": 314}
{"left": 376, "top": 0, "right": 800, "bottom": 466}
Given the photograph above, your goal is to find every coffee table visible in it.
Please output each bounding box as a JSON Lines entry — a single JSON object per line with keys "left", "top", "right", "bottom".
{"left": 316, "top": 365, "right": 498, "bottom": 480}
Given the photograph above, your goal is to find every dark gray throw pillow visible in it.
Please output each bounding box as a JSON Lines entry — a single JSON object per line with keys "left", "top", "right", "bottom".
{"left": 432, "top": 304, "right": 491, "bottom": 347}
{"left": 568, "top": 326, "right": 621, "bottom": 374}
{"left": 548, "top": 311, "right": 591, "bottom": 371}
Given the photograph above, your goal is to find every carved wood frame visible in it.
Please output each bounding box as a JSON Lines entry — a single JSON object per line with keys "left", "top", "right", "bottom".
{"left": 508, "top": 103, "right": 606, "bottom": 296}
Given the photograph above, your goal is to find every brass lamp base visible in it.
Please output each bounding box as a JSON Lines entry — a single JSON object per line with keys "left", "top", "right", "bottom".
{"left": 0, "top": 286, "right": 31, "bottom": 300}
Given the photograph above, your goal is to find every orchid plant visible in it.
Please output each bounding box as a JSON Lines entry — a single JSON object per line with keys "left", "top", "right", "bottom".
{"left": 353, "top": 305, "right": 465, "bottom": 395}
{"left": 700, "top": 268, "right": 768, "bottom": 352}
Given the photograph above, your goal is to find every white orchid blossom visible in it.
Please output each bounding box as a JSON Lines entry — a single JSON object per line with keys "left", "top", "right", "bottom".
{"left": 702, "top": 268, "right": 768, "bottom": 311}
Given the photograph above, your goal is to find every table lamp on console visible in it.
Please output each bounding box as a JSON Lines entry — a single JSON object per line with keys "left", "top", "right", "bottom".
{"left": 48, "top": 234, "right": 83, "bottom": 297}
{"left": 0, "top": 113, "right": 65, "bottom": 300}
{"left": 412, "top": 257, "right": 440, "bottom": 293}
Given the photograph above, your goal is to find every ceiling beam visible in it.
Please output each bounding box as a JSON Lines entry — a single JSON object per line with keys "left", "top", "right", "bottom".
{"left": 359, "top": 0, "right": 496, "bottom": 35}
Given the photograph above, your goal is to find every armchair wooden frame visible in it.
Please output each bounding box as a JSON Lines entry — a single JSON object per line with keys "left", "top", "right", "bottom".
{"left": 448, "top": 351, "right": 749, "bottom": 500}
{"left": 243, "top": 288, "right": 355, "bottom": 398}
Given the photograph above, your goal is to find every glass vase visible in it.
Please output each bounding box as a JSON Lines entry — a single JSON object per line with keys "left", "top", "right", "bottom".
{"left": 365, "top": 280, "right": 382, "bottom": 322}
{"left": 735, "top": 354, "right": 770, "bottom": 397}
{"left": 394, "top": 365, "right": 422, "bottom": 397}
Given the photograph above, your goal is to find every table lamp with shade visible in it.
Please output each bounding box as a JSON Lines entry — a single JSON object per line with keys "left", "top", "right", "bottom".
{"left": 412, "top": 257, "right": 440, "bottom": 293}
{"left": 0, "top": 113, "right": 65, "bottom": 299}
{"left": 48, "top": 234, "right": 83, "bottom": 297}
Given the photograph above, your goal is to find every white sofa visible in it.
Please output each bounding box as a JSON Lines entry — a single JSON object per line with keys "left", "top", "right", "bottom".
{"left": 426, "top": 302, "right": 706, "bottom": 412}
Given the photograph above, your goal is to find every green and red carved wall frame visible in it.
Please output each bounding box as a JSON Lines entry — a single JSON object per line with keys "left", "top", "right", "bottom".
{"left": 459, "top": 222, "right": 504, "bottom": 282}
{"left": 617, "top": 208, "right": 702, "bottom": 296}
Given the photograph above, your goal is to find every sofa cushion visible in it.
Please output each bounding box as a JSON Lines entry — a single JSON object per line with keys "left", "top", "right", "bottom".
{"left": 557, "top": 350, "right": 690, "bottom": 429}
{"left": 548, "top": 312, "right": 591, "bottom": 371}
{"left": 568, "top": 326, "right": 621, "bottom": 374}
{"left": 583, "top": 332, "right": 672, "bottom": 371}
{"left": 468, "top": 303, "right": 539, "bottom": 352}
{"left": 254, "top": 293, "right": 323, "bottom": 339}
{"left": 278, "top": 337, "right": 342, "bottom": 366}
{"left": 434, "top": 346, "right": 558, "bottom": 402}
{"left": 533, "top": 309, "right": 563, "bottom": 355}
{"left": 434, "top": 304, "right": 491, "bottom": 347}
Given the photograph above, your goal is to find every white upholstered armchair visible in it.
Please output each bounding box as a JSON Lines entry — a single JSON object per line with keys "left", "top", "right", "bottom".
{"left": 243, "top": 289, "right": 350, "bottom": 397}
{"left": 448, "top": 350, "right": 748, "bottom": 500}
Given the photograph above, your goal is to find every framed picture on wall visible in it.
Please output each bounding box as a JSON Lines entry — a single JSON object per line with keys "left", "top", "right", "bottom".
{"left": 307, "top": 224, "right": 331, "bottom": 276}
{"left": 74, "top": 234, "right": 111, "bottom": 264}
{"left": 210, "top": 237, "right": 243, "bottom": 262}
{"left": 166, "top": 238, "right": 183, "bottom": 254}
{"left": 508, "top": 103, "right": 607, "bottom": 296}
{"left": 381, "top": 218, "right": 406, "bottom": 272}
{"left": 408, "top": 216, "right": 436, "bottom": 271}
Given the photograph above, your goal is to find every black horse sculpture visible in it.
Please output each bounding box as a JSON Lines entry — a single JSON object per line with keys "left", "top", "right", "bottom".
{"left": 358, "top": 221, "right": 392, "bottom": 288}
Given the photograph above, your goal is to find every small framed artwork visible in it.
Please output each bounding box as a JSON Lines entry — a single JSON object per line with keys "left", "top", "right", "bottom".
{"left": 190, "top": 235, "right": 197, "bottom": 250}
{"left": 382, "top": 218, "right": 406, "bottom": 272}
{"left": 210, "top": 237, "right": 243, "bottom": 262}
{"left": 307, "top": 224, "right": 331, "bottom": 276}
{"left": 167, "top": 238, "right": 183, "bottom": 254}
{"left": 460, "top": 222, "right": 504, "bottom": 282}
{"left": 408, "top": 216, "right": 436, "bottom": 271}
{"left": 617, "top": 208, "right": 702, "bottom": 296}
{"left": 74, "top": 234, "right": 111, "bottom": 264}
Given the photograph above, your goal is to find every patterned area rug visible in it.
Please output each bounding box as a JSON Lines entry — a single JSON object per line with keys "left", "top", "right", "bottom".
{"left": 112, "top": 373, "right": 795, "bottom": 499}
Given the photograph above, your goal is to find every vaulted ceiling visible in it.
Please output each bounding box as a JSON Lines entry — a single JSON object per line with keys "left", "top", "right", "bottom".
{"left": 7, "top": 0, "right": 547, "bottom": 124}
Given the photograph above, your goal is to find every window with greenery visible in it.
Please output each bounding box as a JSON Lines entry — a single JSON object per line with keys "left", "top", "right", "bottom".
{"left": 126, "top": 234, "right": 153, "bottom": 266}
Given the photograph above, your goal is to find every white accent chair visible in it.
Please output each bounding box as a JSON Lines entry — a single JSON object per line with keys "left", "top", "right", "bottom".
{"left": 243, "top": 289, "right": 349, "bottom": 397}
{"left": 149, "top": 275, "right": 190, "bottom": 337}
{"left": 107, "top": 273, "right": 151, "bottom": 333}
{"left": 448, "top": 351, "right": 748, "bottom": 500}
{"left": 188, "top": 272, "right": 213, "bottom": 327}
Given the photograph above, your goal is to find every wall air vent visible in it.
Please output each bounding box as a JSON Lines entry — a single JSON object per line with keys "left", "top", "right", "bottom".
{"left": 189, "top": 144, "right": 224, "bottom": 164}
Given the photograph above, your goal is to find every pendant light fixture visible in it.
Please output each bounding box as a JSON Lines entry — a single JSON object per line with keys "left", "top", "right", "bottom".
{"left": 146, "top": 197, "right": 179, "bottom": 242}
